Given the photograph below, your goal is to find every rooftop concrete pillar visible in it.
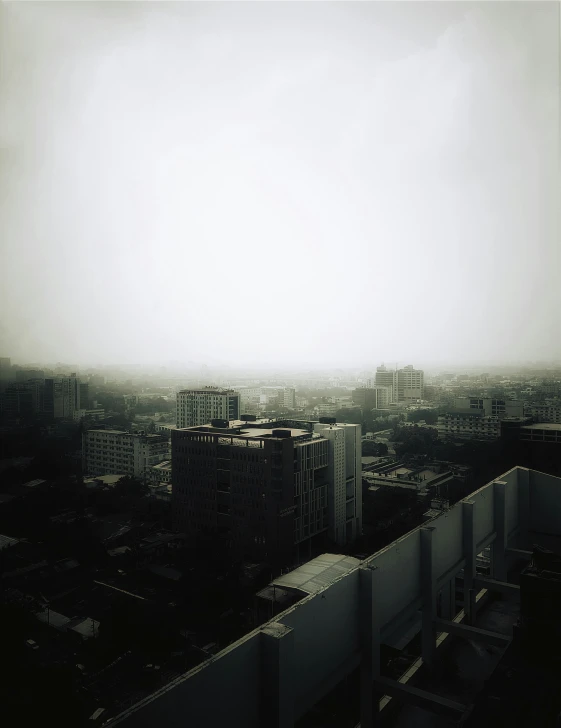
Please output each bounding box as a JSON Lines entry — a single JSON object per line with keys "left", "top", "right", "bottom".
{"left": 421, "top": 527, "right": 437, "bottom": 668}
{"left": 517, "top": 467, "right": 530, "bottom": 549}
{"left": 462, "top": 500, "right": 476, "bottom": 624}
{"left": 493, "top": 480, "right": 508, "bottom": 582}
{"left": 261, "top": 622, "right": 295, "bottom": 728}
{"left": 439, "top": 578, "right": 455, "bottom": 620}
{"left": 359, "top": 564, "right": 382, "bottom": 728}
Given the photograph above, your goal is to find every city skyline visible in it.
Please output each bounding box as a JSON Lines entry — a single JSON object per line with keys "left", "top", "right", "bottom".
{"left": 1, "top": 2, "right": 559, "bottom": 367}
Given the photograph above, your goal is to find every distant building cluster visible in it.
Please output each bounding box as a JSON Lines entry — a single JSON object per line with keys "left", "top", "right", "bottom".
{"left": 368, "top": 364, "right": 425, "bottom": 404}
{"left": 1, "top": 368, "right": 100, "bottom": 424}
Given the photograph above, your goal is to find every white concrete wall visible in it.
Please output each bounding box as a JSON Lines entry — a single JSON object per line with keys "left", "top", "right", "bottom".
{"left": 529, "top": 469, "right": 561, "bottom": 534}
{"left": 281, "top": 570, "right": 360, "bottom": 718}
{"left": 366, "top": 530, "right": 421, "bottom": 632}
{"left": 110, "top": 466, "right": 561, "bottom": 728}
{"left": 111, "top": 633, "right": 262, "bottom": 728}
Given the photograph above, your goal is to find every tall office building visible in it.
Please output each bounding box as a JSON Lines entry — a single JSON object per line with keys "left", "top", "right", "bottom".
{"left": 176, "top": 387, "right": 240, "bottom": 428}
{"left": 396, "top": 365, "right": 424, "bottom": 403}
{"left": 281, "top": 387, "right": 296, "bottom": 409}
{"left": 172, "top": 418, "right": 361, "bottom": 566}
{"left": 374, "top": 366, "right": 397, "bottom": 402}
{"left": 82, "top": 429, "right": 170, "bottom": 480}
{"left": 313, "top": 420, "right": 362, "bottom": 545}
{"left": 43, "top": 375, "right": 81, "bottom": 419}
{"left": 79, "top": 381, "right": 90, "bottom": 410}
{"left": 374, "top": 364, "right": 424, "bottom": 403}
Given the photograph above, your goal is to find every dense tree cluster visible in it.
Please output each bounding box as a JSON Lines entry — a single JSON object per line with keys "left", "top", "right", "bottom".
{"left": 362, "top": 440, "right": 389, "bottom": 457}
{"left": 407, "top": 408, "right": 439, "bottom": 425}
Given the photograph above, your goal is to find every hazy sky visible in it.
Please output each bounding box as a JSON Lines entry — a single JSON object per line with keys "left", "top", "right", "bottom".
{"left": 1, "top": 2, "right": 559, "bottom": 369}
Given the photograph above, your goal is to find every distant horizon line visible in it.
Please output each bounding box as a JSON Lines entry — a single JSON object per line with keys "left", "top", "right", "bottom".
{"left": 4, "top": 358, "right": 561, "bottom": 374}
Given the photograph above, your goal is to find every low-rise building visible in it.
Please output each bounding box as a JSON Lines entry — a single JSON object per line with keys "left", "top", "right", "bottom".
{"left": 523, "top": 404, "right": 561, "bottom": 423}
{"left": 149, "top": 460, "right": 172, "bottom": 485}
{"left": 454, "top": 397, "right": 524, "bottom": 418}
{"left": 437, "top": 410, "right": 501, "bottom": 440}
{"left": 73, "top": 408, "right": 105, "bottom": 422}
{"left": 82, "top": 429, "right": 170, "bottom": 481}
{"left": 519, "top": 423, "right": 561, "bottom": 444}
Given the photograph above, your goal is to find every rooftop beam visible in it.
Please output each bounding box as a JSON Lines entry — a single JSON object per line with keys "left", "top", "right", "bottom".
{"left": 434, "top": 618, "right": 511, "bottom": 648}
{"left": 506, "top": 547, "right": 532, "bottom": 558}
{"left": 462, "top": 500, "right": 476, "bottom": 624}
{"left": 473, "top": 577, "right": 520, "bottom": 596}
{"left": 374, "top": 676, "right": 466, "bottom": 716}
{"left": 421, "top": 527, "right": 437, "bottom": 669}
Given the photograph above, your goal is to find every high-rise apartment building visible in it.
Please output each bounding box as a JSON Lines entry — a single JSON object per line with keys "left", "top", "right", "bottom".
{"left": 281, "top": 387, "right": 296, "bottom": 409}
{"left": 79, "top": 382, "right": 90, "bottom": 410}
{"left": 352, "top": 386, "right": 392, "bottom": 410}
{"left": 396, "top": 364, "right": 424, "bottom": 403}
{"left": 374, "top": 364, "right": 424, "bottom": 403}
{"left": 374, "top": 366, "right": 397, "bottom": 402}
{"left": 313, "top": 420, "right": 362, "bottom": 545}
{"left": 82, "top": 429, "right": 170, "bottom": 480}
{"left": 44, "top": 377, "right": 71, "bottom": 419}
{"left": 176, "top": 387, "right": 240, "bottom": 428}
{"left": 43, "top": 374, "right": 82, "bottom": 419}
{"left": 172, "top": 418, "right": 361, "bottom": 566}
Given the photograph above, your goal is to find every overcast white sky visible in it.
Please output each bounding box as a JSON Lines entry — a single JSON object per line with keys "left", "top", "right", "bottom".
{"left": 0, "top": 2, "right": 559, "bottom": 369}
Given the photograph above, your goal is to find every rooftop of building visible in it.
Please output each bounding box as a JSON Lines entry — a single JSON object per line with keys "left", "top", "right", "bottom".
{"left": 87, "top": 429, "right": 128, "bottom": 435}
{"left": 152, "top": 460, "right": 172, "bottom": 470}
{"left": 177, "top": 388, "right": 238, "bottom": 395}
{"left": 179, "top": 423, "right": 322, "bottom": 442}
{"left": 521, "top": 422, "right": 561, "bottom": 431}
{"left": 108, "top": 465, "right": 556, "bottom": 728}
{"left": 270, "top": 553, "right": 361, "bottom": 596}
{"left": 83, "top": 474, "right": 123, "bottom": 487}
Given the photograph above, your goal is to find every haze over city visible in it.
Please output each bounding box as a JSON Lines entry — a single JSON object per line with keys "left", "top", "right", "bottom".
{"left": 3, "top": 3, "right": 561, "bottom": 727}
{"left": 1, "top": 1, "right": 559, "bottom": 368}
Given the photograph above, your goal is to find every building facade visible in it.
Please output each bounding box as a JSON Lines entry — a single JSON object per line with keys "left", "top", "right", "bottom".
{"left": 454, "top": 397, "right": 524, "bottom": 419}
{"left": 82, "top": 429, "right": 170, "bottom": 480}
{"left": 396, "top": 365, "right": 424, "bottom": 403}
{"left": 374, "top": 366, "right": 397, "bottom": 402}
{"left": 352, "top": 386, "right": 392, "bottom": 411}
{"left": 313, "top": 421, "right": 362, "bottom": 545}
{"left": 73, "top": 408, "right": 105, "bottom": 422}
{"left": 43, "top": 375, "right": 81, "bottom": 419}
{"left": 437, "top": 411, "right": 501, "bottom": 440}
{"left": 176, "top": 387, "right": 240, "bottom": 428}
{"left": 523, "top": 404, "right": 561, "bottom": 423}
{"left": 2, "top": 380, "right": 44, "bottom": 423}
{"left": 519, "top": 423, "right": 561, "bottom": 444}
{"left": 171, "top": 419, "right": 361, "bottom": 566}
